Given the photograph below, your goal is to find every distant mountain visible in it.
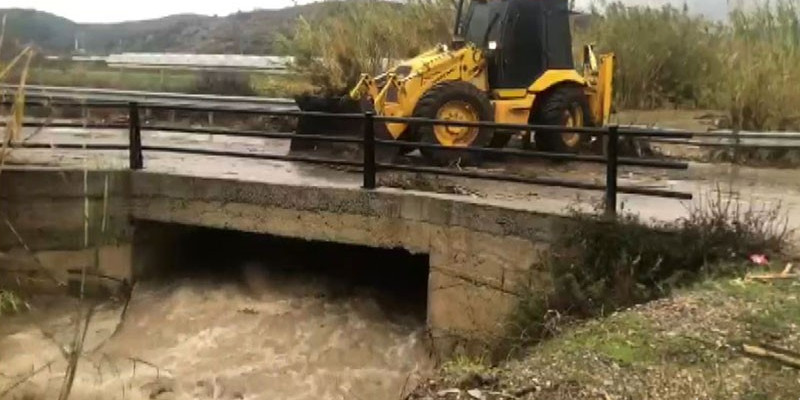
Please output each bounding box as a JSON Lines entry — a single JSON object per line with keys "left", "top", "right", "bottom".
{"left": 1, "top": 1, "right": 730, "bottom": 57}
{"left": 1, "top": 9, "right": 78, "bottom": 53}
{"left": 0, "top": 4, "right": 331, "bottom": 56}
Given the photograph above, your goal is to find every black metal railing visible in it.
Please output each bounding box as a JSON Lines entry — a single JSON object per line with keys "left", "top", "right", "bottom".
{"left": 4, "top": 98, "right": 754, "bottom": 216}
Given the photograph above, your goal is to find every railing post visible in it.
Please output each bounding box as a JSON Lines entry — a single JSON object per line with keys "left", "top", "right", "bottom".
{"left": 128, "top": 102, "right": 143, "bottom": 170}
{"left": 605, "top": 125, "right": 619, "bottom": 216}
{"left": 362, "top": 111, "right": 377, "bottom": 189}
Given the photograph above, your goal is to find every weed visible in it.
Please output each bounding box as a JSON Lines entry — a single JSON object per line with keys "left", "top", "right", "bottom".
{"left": 0, "top": 289, "right": 29, "bottom": 316}
{"left": 0, "top": 19, "right": 30, "bottom": 323}
{"left": 441, "top": 354, "right": 492, "bottom": 378}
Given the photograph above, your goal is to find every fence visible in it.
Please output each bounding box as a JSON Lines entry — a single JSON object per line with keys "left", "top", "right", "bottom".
{"left": 4, "top": 99, "right": 702, "bottom": 216}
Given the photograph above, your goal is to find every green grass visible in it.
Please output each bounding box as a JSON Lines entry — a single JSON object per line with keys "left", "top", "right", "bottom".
{"left": 712, "top": 279, "right": 800, "bottom": 342}
{"left": 28, "top": 66, "right": 198, "bottom": 92}
{"left": 24, "top": 65, "right": 308, "bottom": 97}
{"left": 555, "top": 313, "right": 657, "bottom": 365}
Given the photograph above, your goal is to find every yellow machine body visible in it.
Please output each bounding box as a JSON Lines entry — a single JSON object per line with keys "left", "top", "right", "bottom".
{"left": 350, "top": 43, "right": 615, "bottom": 141}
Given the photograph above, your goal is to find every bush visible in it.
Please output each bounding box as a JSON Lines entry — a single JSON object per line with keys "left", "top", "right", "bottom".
{"left": 509, "top": 189, "right": 790, "bottom": 347}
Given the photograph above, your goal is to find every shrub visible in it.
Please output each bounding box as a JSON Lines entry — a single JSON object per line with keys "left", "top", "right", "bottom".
{"left": 509, "top": 189, "right": 790, "bottom": 347}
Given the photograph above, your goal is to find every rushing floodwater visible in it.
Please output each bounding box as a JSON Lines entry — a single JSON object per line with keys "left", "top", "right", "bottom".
{"left": 0, "top": 260, "right": 433, "bottom": 400}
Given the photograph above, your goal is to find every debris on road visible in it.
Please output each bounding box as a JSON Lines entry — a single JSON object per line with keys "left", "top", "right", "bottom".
{"left": 746, "top": 263, "right": 799, "bottom": 282}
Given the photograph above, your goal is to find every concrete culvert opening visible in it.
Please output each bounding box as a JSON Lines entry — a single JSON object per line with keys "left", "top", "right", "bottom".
{"left": 125, "top": 221, "right": 434, "bottom": 399}
{"left": 136, "top": 222, "right": 430, "bottom": 323}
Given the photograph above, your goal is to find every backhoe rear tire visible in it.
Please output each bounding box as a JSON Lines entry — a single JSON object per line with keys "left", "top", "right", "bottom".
{"left": 413, "top": 81, "right": 494, "bottom": 166}
{"left": 533, "top": 85, "right": 593, "bottom": 154}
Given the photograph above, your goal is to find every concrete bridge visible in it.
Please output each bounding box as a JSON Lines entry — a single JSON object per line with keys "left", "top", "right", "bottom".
{"left": 1, "top": 166, "right": 563, "bottom": 351}
{"left": 2, "top": 126, "right": 799, "bottom": 352}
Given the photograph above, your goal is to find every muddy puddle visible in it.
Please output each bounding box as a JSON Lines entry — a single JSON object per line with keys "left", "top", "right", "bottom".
{"left": 0, "top": 243, "right": 433, "bottom": 400}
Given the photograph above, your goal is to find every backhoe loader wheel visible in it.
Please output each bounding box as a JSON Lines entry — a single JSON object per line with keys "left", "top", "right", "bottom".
{"left": 413, "top": 81, "right": 494, "bottom": 166}
{"left": 533, "top": 85, "right": 593, "bottom": 153}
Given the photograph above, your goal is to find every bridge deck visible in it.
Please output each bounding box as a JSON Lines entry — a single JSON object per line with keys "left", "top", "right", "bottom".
{"left": 7, "top": 126, "right": 800, "bottom": 232}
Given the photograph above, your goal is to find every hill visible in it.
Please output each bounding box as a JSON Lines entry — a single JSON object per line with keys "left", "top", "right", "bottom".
{"left": 0, "top": 9, "right": 78, "bottom": 55}
{"left": 0, "top": 3, "right": 332, "bottom": 56}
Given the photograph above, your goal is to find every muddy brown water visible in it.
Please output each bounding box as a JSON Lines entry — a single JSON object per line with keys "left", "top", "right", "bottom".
{"left": 0, "top": 261, "right": 433, "bottom": 400}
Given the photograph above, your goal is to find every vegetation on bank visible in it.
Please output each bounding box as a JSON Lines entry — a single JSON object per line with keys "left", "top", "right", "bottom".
{"left": 507, "top": 191, "right": 790, "bottom": 351}
{"left": 411, "top": 190, "right": 795, "bottom": 399}
{"left": 416, "top": 278, "right": 800, "bottom": 399}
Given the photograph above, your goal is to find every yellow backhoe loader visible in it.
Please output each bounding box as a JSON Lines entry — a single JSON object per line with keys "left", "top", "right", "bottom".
{"left": 293, "top": 0, "right": 614, "bottom": 165}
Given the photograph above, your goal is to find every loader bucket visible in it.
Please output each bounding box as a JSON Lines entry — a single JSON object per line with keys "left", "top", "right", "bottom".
{"left": 291, "top": 94, "right": 365, "bottom": 155}
{"left": 291, "top": 94, "right": 401, "bottom": 162}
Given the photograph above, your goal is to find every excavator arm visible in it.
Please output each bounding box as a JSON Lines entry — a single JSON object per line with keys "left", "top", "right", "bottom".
{"left": 582, "top": 44, "right": 615, "bottom": 126}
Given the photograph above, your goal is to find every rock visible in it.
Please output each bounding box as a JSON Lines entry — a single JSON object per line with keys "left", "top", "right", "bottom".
{"left": 467, "top": 389, "right": 485, "bottom": 400}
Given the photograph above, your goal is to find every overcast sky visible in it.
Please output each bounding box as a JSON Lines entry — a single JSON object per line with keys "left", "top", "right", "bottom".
{"left": 4, "top": 0, "right": 732, "bottom": 23}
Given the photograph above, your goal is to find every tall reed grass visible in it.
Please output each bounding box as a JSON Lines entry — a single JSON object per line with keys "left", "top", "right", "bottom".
{"left": 585, "top": 0, "right": 800, "bottom": 131}
{"left": 581, "top": 3, "right": 722, "bottom": 109}
{"left": 0, "top": 14, "right": 32, "bottom": 318}
{"left": 720, "top": 0, "right": 800, "bottom": 131}
{"left": 1, "top": 15, "right": 34, "bottom": 149}
{"left": 281, "top": 0, "right": 453, "bottom": 95}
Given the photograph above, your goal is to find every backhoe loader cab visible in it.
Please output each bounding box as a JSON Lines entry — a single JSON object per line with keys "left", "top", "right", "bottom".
{"left": 459, "top": 0, "right": 575, "bottom": 90}
{"left": 294, "top": 0, "right": 615, "bottom": 165}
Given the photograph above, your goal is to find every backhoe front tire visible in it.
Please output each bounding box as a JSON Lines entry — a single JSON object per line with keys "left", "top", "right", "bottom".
{"left": 413, "top": 81, "right": 494, "bottom": 166}
{"left": 533, "top": 85, "right": 593, "bottom": 154}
